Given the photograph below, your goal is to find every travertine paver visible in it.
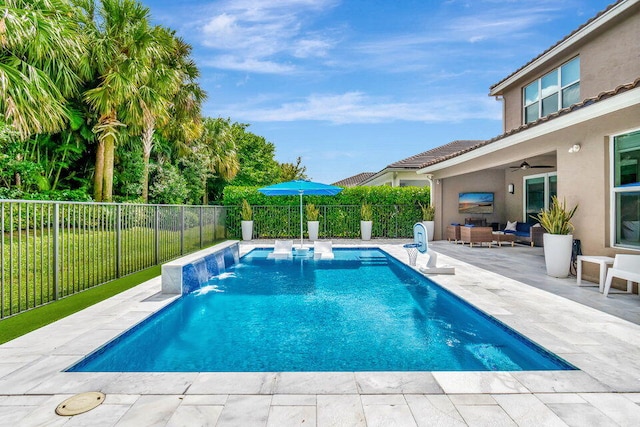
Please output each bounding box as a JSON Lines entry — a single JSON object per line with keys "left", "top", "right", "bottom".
{"left": 404, "top": 394, "right": 467, "bottom": 426}
{"left": 492, "top": 394, "right": 567, "bottom": 426}
{"left": 1, "top": 240, "right": 640, "bottom": 426}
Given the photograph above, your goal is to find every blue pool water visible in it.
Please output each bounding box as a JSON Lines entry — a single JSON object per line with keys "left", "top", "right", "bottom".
{"left": 69, "top": 248, "right": 575, "bottom": 372}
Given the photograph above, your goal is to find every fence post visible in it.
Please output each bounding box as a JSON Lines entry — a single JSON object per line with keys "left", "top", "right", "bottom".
{"left": 53, "top": 203, "right": 60, "bottom": 301}
{"left": 199, "top": 206, "right": 203, "bottom": 248}
{"left": 116, "top": 204, "right": 122, "bottom": 278}
{"left": 180, "top": 206, "right": 185, "bottom": 255}
{"left": 155, "top": 205, "right": 160, "bottom": 265}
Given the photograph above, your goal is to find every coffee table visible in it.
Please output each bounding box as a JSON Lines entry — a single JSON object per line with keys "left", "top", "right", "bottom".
{"left": 492, "top": 231, "right": 516, "bottom": 247}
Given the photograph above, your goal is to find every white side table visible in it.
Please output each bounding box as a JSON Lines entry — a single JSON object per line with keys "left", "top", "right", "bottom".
{"left": 577, "top": 255, "right": 615, "bottom": 292}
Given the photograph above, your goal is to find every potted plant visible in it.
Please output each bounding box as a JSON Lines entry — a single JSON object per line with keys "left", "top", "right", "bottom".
{"left": 360, "top": 203, "right": 373, "bottom": 240}
{"left": 534, "top": 196, "right": 578, "bottom": 278}
{"left": 419, "top": 202, "right": 435, "bottom": 241}
{"left": 306, "top": 203, "right": 320, "bottom": 241}
{"left": 240, "top": 199, "right": 253, "bottom": 241}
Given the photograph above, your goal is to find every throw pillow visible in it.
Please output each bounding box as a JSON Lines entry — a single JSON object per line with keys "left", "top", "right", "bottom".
{"left": 505, "top": 220, "right": 517, "bottom": 231}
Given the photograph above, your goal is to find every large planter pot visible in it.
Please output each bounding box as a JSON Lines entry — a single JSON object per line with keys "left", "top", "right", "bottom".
{"left": 241, "top": 220, "right": 253, "bottom": 241}
{"left": 543, "top": 233, "right": 573, "bottom": 278}
{"left": 360, "top": 220, "right": 372, "bottom": 241}
{"left": 308, "top": 221, "right": 319, "bottom": 241}
{"left": 423, "top": 221, "right": 435, "bottom": 241}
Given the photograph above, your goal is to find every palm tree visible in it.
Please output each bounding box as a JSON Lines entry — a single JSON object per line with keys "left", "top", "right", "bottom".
{"left": 80, "top": 0, "right": 158, "bottom": 202}
{"left": 0, "top": 0, "right": 89, "bottom": 140}
{"left": 194, "top": 118, "right": 239, "bottom": 204}
{"left": 160, "top": 37, "right": 206, "bottom": 154}
{"left": 129, "top": 27, "right": 182, "bottom": 202}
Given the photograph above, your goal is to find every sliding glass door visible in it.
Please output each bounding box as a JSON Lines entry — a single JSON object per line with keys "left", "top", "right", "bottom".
{"left": 524, "top": 173, "right": 557, "bottom": 224}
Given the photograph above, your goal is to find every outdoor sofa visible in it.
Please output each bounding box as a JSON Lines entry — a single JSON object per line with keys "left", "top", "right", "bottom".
{"left": 503, "top": 222, "right": 544, "bottom": 247}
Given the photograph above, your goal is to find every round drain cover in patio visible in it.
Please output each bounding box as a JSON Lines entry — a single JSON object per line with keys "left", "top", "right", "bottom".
{"left": 55, "top": 392, "right": 105, "bottom": 416}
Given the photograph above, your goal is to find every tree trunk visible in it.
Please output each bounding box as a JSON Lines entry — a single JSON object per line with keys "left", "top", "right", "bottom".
{"left": 102, "top": 135, "right": 115, "bottom": 202}
{"left": 141, "top": 125, "right": 154, "bottom": 203}
{"left": 94, "top": 139, "right": 105, "bottom": 202}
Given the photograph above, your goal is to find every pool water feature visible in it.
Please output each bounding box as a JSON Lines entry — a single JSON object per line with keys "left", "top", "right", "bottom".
{"left": 69, "top": 248, "right": 575, "bottom": 372}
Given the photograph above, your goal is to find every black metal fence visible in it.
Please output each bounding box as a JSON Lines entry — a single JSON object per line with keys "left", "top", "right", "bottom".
{"left": 0, "top": 200, "right": 226, "bottom": 319}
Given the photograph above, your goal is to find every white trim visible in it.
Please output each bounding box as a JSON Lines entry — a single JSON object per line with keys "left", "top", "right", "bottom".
{"left": 523, "top": 172, "right": 557, "bottom": 222}
{"left": 417, "top": 86, "right": 640, "bottom": 174}
{"left": 489, "top": 0, "right": 639, "bottom": 96}
{"left": 610, "top": 127, "right": 640, "bottom": 251}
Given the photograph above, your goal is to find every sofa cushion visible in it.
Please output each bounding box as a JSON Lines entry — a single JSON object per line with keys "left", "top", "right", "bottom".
{"left": 515, "top": 222, "right": 530, "bottom": 233}
{"left": 505, "top": 220, "right": 517, "bottom": 231}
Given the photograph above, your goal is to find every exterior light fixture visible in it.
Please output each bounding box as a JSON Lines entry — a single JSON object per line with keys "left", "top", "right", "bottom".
{"left": 568, "top": 143, "right": 581, "bottom": 153}
{"left": 508, "top": 183, "right": 515, "bottom": 194}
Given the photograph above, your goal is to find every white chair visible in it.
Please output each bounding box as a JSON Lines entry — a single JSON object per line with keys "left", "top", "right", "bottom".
{"left": 603, "top": 254, "right": 640, "bottom": 296}
{"left": 268, "top": 240, "right": 293, "bottom": 259}
{"left": 313, "top": 240, "right": 334, "bottom": 260}
{"left": 418, "top": 249, "right": 455, "bottom": 275}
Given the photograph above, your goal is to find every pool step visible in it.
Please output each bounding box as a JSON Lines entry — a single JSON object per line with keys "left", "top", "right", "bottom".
{"left": 358, "top": 256, "right": 389, "bottom": 265}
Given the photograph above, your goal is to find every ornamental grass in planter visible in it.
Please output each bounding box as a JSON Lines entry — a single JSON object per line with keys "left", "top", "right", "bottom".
{"left": 360, "top": 203, "right": 373, "bottom": 240}
{"left": 241, "top": 199, "right": 253, "bottom": 241}
{"left": 418, "top": 202, "right": 435, "bottom": 241}
{"left": 533, "top": 196, "right": 578, "bottom": 278}
{"left": 306, "top": 204, "right": 320, "bottom": 240}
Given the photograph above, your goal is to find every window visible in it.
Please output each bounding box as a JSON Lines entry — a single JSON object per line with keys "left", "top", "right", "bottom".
{"left": 523, "top": 57, "right": 580, "bottom": 124}
{"left": 612, "top": 130, "right": 640, "bottom": 249}
{"left": 524, "top": 173, "right": 557, "bottom": 224}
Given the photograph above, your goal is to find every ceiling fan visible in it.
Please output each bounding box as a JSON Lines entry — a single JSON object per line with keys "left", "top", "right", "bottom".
{"left": 510, "top": 160, "right": 553, "bottom": 171}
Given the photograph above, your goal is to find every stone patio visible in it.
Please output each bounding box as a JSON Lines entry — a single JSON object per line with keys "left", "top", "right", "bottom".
{"left": 1, "top": 239, "right": 639, "bottom": 426}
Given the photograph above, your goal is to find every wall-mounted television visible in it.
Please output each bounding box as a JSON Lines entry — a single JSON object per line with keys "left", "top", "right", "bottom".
{"left": 458, "top": 192, "right": 494, "bottom": 214}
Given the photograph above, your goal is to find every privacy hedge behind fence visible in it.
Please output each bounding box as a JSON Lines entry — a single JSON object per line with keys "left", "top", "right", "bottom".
{"left": 223, "top": 186, "right": 431, "bottom": 239}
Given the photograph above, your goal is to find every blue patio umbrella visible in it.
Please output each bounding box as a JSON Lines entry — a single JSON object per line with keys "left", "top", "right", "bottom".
{"left": 258, "top": 180, "right": 343, "bottom": 247}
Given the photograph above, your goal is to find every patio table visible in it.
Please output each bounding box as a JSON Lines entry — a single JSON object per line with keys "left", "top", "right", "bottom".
{"left": 577, "top": 255, "right": 615, "bottom": 292}
{"left": 492, "top": 231, "right": 516, "bottom": 247}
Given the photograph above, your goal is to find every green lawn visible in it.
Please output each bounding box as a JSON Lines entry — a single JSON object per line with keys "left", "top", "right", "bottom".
{"left": 0, "top": 265, "right": 161, "bottom": 345}
{"left": 2, "top": 226, "right": 219, "bottom": 317}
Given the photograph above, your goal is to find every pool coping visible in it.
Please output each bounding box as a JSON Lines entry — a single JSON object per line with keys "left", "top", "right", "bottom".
{"left": 1, "top": 242, "right": 639, "bottom": 398}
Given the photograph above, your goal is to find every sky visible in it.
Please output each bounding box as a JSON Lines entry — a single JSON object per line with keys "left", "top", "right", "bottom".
{"left": 141, "top": 0, "right": 614, "bottom": 184}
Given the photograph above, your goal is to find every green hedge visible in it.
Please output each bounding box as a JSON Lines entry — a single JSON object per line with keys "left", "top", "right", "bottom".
{"left": 223, "top": 186, "right": 431, "bottom": 238}
{"left": 222, "top": 185, "right": 430, "bottom": 206}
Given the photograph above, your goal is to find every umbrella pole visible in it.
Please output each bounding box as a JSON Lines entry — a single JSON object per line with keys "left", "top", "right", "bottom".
{"left": 299, "top": 192, "right": 303, "bottom": 248}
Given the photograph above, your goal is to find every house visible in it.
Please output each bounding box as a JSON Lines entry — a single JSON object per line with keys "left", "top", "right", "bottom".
{"left": 343, "top": 140, "right": 482, "bottom": 188}
{"left": 332, "top": 172, "right": 376, "bottom": 187}
{"left": 415, "top": 0, "right": 640, "bottom": 260}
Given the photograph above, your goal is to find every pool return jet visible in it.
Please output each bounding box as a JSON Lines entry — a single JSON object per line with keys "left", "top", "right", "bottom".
{"left": 412, "top": 222, "right": 455, "bottom": 275}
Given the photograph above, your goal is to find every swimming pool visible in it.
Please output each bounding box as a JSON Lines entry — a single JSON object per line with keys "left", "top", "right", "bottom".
{"left": 69, "top": 248, "right": 575, "bottom": 372}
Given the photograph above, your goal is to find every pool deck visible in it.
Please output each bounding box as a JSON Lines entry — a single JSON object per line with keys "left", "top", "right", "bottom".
{"left": 1, "top": 239, "right": 640, "bottom": 426}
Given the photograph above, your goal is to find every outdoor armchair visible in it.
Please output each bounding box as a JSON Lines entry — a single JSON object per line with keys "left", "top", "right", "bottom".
{"left": 603, "top": 254, "right": 640, "bottom": 296}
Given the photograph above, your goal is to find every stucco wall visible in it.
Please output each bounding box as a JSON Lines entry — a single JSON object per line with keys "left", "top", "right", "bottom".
{"left": 364, "top": 170, "right": 430, "bottom": 187}
{"left": 432, "top": 102, "right": 639, "bottom": 256}
{"left": 499, "top": 6, "right": 640, "bottom": 132}
{"left": 433, "top": 169, "right": 506, "bottom": 239}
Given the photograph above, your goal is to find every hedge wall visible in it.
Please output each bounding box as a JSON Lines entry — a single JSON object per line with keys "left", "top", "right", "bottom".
{"left": 222, "top": 185, "right": 431, "bottom": 206}
{"left": 222, "top": 186, "right": 431, "bottom": 239}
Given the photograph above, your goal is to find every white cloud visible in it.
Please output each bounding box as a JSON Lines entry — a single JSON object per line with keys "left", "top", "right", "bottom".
{"left": 222, "top": 92, "right": 501, "bottom": 124}
{"left": 199, "top": 0, "right": 339, "bottom": 73}
{"left": 203, "top": 55, "right": 295, "bottom": 74}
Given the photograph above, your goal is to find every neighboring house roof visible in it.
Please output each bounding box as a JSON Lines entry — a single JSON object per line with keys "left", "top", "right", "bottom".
{"left": 490, "top": 0, "right": 629, "bottom": 94}
{"left": 419, "top": 77, "right": 640, "bottom": 170}
{"left": 332, "top": 172, "right": 376, "bottom": 187}
{"left": 386, "top": 140, "right": 484, "bottom": 169}
{"left": 358, "top": 140, "right": 484, "bottom": 186}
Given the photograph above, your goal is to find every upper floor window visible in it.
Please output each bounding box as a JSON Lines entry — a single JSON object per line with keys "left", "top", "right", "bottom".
{"left": 523, "top": 57, "right": 580, "bottom": 124}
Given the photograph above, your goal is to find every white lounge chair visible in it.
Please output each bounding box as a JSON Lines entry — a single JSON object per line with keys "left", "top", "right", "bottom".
{"left": 418, "top": 250, "right": 455, "bottom": 275}
{"left": 268, "top": 240, "right": 293, "bottom": 259}
{"left": 313, "top": 240, "right": 334, "bottom": 260}
{"left": 603, "top": 254, "right": 640, "bottom": 296}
